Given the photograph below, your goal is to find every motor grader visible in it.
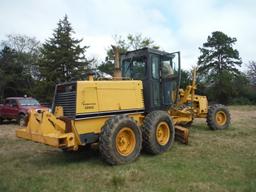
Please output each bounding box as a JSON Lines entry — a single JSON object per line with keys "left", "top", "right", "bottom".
{"left": 16, "top": 48, "right": 231, "bottom": 165}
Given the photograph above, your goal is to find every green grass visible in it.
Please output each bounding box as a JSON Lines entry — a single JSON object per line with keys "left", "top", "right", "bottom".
{"left": 0, "top": 106, "right": 256, "bottom": 192}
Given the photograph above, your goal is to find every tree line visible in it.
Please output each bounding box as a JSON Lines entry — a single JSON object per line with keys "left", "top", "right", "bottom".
{"left": 0, "top": 15, "right": 255, "bottom": 105}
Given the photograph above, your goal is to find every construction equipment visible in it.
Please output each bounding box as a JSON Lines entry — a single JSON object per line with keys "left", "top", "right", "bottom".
{"left": 16, "top": 48, "right": 231, "bottom": 165}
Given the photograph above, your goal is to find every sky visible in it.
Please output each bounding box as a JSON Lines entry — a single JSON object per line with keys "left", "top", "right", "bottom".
{"left": 0, "top": 0, "right": 255, "bottom": 70}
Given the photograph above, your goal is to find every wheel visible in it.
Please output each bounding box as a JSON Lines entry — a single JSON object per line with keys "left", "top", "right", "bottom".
{"left": 18, "top": 114, "right": 26, "bottom": 127}
{"left": 99, "top": 115, "right": 142, "bottom": 165}
{"left": 0, "top": 117, "right": 3, "bottom": 124}
{"left": 142, "top": 110, "right": 175, "bottom": 155}
{"left": 207, "top": 104, "right": 231, "bottom": 130}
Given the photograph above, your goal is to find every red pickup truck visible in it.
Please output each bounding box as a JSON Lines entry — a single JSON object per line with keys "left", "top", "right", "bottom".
{"left": 0, "top": 97, "right": 49, "bottom": 126}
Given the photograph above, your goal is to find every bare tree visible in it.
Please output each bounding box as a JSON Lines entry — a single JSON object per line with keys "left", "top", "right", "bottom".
{"left": 247, "top": 61, "right": 256, "bottom": 86}
{"left": 1, "top": 34, "right": 40, "bottom": 54}
{"left": 1, "top": 34, "right": 41, "bottom": 79}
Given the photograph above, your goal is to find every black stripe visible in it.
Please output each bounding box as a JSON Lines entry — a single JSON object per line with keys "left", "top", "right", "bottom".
{"left": 75, "top": 109, "right": 144, "bottom": 120}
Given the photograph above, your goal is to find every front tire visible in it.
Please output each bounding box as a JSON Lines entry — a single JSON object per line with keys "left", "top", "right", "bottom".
{"left": 142, "top": 111, "right": 175, "bottom": 155}
{"left": 207, "top": 104, "right": 231, "bottom": 130}
{"left": 18, "top": 114, "right": 26, "bottom": 127}
{"left": 99, "top": 115, "right": 142, "bottom": 165}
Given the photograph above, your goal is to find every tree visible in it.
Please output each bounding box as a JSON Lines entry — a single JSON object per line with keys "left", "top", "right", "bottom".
{"left": 1, "top": 34, "right": 40, "bottom": 54}
{"left": 180, "top": 69, "right": 191, "bottom": 89}
{"left": 197, "top": 31, "right": 242, "bottom": 103}
{"left": 38, "top": 15, "right": 91, "bottom": 101}
{"left": 0, "top": 46, "right": 25, "bottom": 100}
{"left": 99, "top": 34, "right": 159, "bottom": 75}
{"left": 97, "top": 61, "right": 115, "bottom": 76}
{"left": 1, "top": 34, "right": 41, "bottom": 96}
{"left": 247, "top": 61, "right": 256, "bottom": 86}
{"left": 1, "top": 34, "right": 41, "bottom": 77}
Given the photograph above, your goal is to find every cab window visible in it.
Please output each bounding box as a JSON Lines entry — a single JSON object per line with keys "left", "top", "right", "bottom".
{"left": 151, "top": 55, "right": 160, "bottom": 79}
{"left": 161, "top": 54, "right": 179, "bottom": 78}
{"left": 122, "top": 57, "right": 146, "bottom": 80}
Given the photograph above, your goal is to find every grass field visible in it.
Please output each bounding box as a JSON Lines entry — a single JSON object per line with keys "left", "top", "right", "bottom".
{"left": 0, "top": 106, "right": 255, "bottom": 192}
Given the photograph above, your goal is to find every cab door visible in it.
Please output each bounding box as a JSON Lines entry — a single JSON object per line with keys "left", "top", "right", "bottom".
{"left": 150, "top": 54, "right": 161, "bottom": 109}
{"left": 160, "top": 52, "right": 180, "bottom": 107}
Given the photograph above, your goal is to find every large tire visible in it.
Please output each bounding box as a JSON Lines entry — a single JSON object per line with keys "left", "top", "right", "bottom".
{"left": 99, "top": 115, "right": 142, "bottom": 165}
{"left": 142, "top": 111, "right": 175, "bottom": 155}
{"left": 207, "top": 104, "right": 231, "bottom": 130}
{"left": 18, "top": 114, "right": 26, "bottom": 127}
{"left": 0, "top": 117, "right": 3, "bottom": 124}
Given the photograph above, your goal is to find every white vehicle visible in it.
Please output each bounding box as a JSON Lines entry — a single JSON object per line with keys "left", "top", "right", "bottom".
{"left": 92, "top": 69, "right": 112, "bottom": 80}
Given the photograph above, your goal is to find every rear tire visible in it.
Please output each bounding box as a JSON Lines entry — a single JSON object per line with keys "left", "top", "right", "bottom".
{"left": 99, "top": 115, "right": 142, "bottom": 165}
{"left": 207, "top": 104, "right": 231, "bottom": 130}
{"left": 0, "top": 117, "right": 3, "bottom": 124}
{"left": 142, "top": 111, "right": 175, "bottom": 155}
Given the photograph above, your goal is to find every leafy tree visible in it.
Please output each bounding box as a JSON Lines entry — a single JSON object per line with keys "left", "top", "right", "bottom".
{"left": 247, "top": 61, "right": 256, "bottom": 86}
{"left": 0, "top": 46, "right": 25, "bottom": 100}
{"left": 99, "top": 34, "right": 159, "bottom": 75}
{"left": 180, "top": 69, "right": 191, "bottom": 89}
{"left": 125, "top": 34, "right": 159, "bottom": 50}
{"left": 97, "top": 61, "right": 115, "bottom": 76}
{"left": 197, "top": 31, "right": 242, "bottom": 103}
{"left": 1, "top": 34, "right": 41, "bottom": 97}
{"left": 38, "top": 15, "right": 91, "bottom": 102}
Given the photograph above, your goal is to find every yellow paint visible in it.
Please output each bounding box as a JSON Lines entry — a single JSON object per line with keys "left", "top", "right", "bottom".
{"left": 156, "top": 122, "right": 170, "bottom": 145}
{"left": 54, "top": 106, "right": 64, "bottom": 117}
{"left": 16, "top": 80, "right": 145, "bottom": 150}
{"left": 16, "top": 109, "right": 79, "bottom": 149}
{"left": 215, "top": 111, "right": 227, "bottom": 125}
{"left": 74, "top": 113, "right": 143, "bottom": 135}
{"left": 76, "top": 81, "right": 144, "bottom": 114}
{"left": 115, "top": 127, "right": 136, "bottom": 156}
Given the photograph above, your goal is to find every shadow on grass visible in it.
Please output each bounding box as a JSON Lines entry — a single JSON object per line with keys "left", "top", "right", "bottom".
{"left": 28, "top": 146, "right": 106, "bottom": 168}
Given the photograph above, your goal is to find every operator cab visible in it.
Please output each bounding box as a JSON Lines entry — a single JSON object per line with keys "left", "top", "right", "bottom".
{"left": 121, "top": 48, "right": 181, "bottom": 113}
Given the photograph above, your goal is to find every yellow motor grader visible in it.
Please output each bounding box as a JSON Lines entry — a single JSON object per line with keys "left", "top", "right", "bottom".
{"left": 16, "top": 48, "right": 231, "bottom": 165}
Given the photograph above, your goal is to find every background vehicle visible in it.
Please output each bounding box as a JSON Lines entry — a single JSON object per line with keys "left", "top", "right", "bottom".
{"left": 91, "top": 69, "right": 112, "bottom": 80}
{"left": 16, "top": 48, "right": 231, "bottom": 165}
{"left": 0, "top": 97, "right": 48, "bottom": 126}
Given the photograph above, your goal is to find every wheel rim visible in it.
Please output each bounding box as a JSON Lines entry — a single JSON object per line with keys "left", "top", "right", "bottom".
{"left": 215, "top": 111, "right": 227, "bottom": 126}
{"left": 115, "top": 127, "right": 136, "bottom": 156}
{"left": 156, "top": 122, "right": 170, "bottom": 145}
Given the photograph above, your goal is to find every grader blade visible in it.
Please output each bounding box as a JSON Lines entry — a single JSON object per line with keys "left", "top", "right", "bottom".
{"left": 175, "top": 125, "right": 189, "bottom": 144}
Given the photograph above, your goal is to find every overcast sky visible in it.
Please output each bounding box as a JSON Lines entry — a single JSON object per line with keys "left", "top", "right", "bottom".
{"left": 0, "top": 0, "right": 255, "bottom": 70}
